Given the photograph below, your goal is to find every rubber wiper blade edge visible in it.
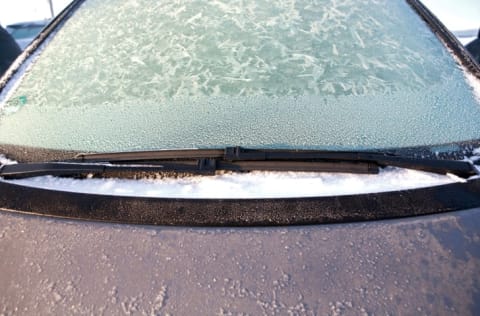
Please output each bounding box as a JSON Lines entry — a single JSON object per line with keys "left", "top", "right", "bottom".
{"left": 2, "top": 147, "right": 477, "bottom": 179}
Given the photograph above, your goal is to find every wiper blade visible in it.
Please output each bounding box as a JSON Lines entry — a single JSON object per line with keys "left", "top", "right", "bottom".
{"left": 74, "top": 146, "right": 478, "bottom": 178}
{"left": 74, "top": 148, "right": 225, "bottom": 161}
{"left": 0, "top": 147, "right": 477, "bottom": 180}
{"left": 0, "top": 162, "right": 216, "bottom": 179}
{"left": 0, "top": 160, "right": 378, "bottom": 180}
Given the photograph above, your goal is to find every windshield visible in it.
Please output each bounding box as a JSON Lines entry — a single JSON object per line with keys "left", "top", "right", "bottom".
{"left": 1, "top": 0, "right": 480, "bottom": 155}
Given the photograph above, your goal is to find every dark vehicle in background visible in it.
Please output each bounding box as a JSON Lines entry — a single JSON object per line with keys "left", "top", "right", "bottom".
{"left": 0, "top": 25, "right": 21, "bottom": 76}
{"left": 1, "top": 0, "right": 480, "bottom": 314}
{"left": 6, "top": 20, "right": 49, "bottom": 50}
{"left": 466, "top": 29, "right": 480, "bottom": 64}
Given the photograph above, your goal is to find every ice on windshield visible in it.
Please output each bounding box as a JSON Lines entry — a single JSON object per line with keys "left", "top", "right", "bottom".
{"left": 1, "top": 0, "right": 480, "bottom": 152}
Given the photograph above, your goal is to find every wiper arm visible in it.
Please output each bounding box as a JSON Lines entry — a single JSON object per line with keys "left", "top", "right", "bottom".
{"left": 1, "top": 147, "right": 478, "bottom": 180}
{"left": 0, "top": 160, "right": 377, "bottom": 179}
{"left": 75, "top": 146, "right": 478, "bottom": 178}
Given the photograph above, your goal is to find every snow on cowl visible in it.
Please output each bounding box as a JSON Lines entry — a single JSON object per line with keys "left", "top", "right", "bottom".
{"left": 2, "top": 153, "right": 479, "bottom": 198}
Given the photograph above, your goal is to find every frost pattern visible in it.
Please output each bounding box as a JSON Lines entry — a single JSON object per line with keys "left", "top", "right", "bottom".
{"left": 2, "top": 0, "right": 457, "bottom": 104}
{"left": 1, "top": 0, "right": 480, "bottom": 152}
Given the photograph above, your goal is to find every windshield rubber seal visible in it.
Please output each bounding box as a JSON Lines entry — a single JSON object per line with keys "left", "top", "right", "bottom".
{"left": 1, "top": 178, "right": 480, "bottom": 226}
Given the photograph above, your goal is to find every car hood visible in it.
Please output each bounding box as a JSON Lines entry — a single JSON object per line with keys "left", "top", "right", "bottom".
{"left": 0, "top": 208, "right": 479, "bottom": 315}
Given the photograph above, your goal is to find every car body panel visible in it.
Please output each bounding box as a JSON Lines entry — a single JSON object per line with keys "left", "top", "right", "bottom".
{"left": 0, "top": 209, "right": 479, "bottom": 315}
{"left": 1, "top": 1, "right": 480, "bottom": 314}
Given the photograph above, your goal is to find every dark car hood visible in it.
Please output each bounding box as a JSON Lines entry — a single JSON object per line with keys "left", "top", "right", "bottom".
{"left": 0, "top": 208, "right": 479, "bottom": 315}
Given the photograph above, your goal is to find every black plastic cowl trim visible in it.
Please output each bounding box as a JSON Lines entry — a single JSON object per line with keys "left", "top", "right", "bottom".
{"left": 1, "top": 179, "right": 480, "bottom": 226}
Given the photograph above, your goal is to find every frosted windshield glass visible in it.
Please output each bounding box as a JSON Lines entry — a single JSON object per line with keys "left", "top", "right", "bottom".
{"left": 1, "top": 0, "right": 480, "bottom": 152}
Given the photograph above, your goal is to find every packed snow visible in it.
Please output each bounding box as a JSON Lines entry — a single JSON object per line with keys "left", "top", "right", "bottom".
{"left": 0, "top": 155, "right": 16, "bottom": 165}
{"left": 0, "top": 155, "right": 472, "bottom": 198}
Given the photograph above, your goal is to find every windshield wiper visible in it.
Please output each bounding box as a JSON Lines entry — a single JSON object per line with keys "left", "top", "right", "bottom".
{"left": 0, "top": 147, "right": 478, "bottom": 180}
